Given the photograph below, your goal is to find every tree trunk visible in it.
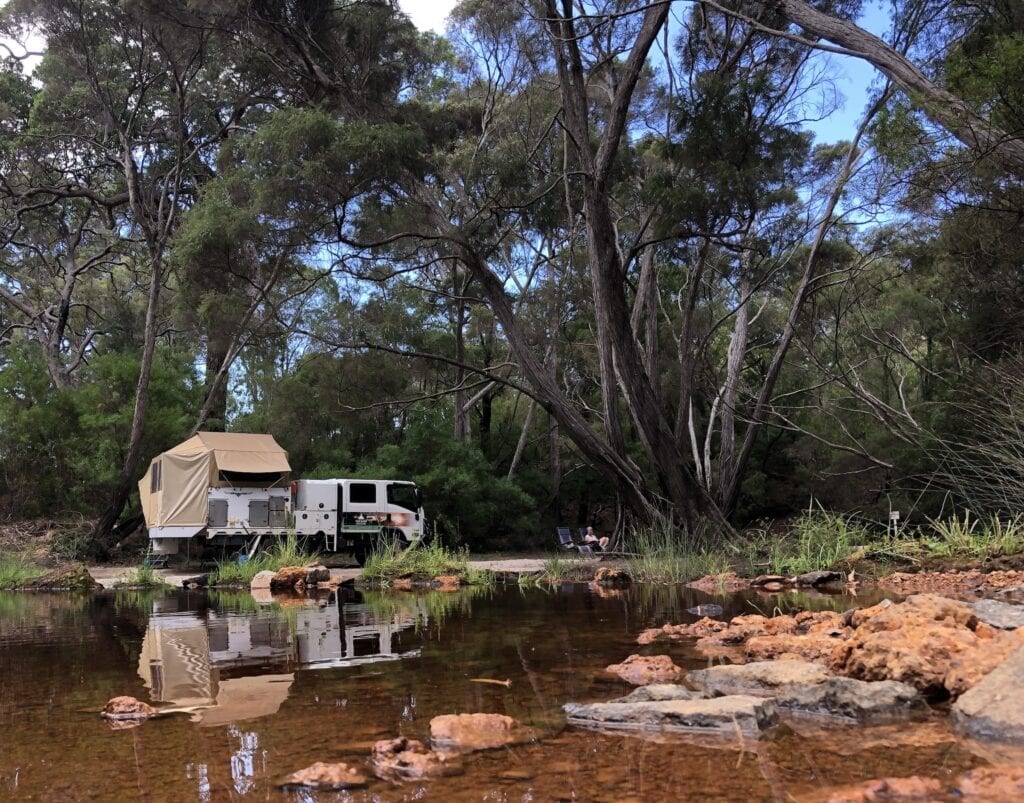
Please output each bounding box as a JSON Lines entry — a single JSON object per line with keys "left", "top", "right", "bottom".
{"left": 717, "top": 254, "right": 752, "bottom": 505}
{"left": 203, "top": 324, "right": 231, "bottom": 432}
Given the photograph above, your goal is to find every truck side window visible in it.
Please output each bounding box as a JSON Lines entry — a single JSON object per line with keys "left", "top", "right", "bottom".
{"left": 349, "top": 483, "right": 377, "bottom": 504}
{"left": 387, "top": 484, "right": 418, "bottom": 511}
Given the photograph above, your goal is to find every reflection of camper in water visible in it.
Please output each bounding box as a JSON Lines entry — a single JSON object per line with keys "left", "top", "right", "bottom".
{"left": 138, "top": 592, "right": 425, "bottom": 726}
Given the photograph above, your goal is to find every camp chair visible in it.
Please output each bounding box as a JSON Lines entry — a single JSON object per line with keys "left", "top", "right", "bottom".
{"left": 556, "top": 527, "right": 576, "bottom": 550}
{"left": 577, "top": 527, "right": 636, "bottom": 559}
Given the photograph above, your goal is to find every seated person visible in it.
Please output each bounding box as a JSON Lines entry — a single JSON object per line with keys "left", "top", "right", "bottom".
{"left": 582, "top": 526, "right": 610, "bottom": 551}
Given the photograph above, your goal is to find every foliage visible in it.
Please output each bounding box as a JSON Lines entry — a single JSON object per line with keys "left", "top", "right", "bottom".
{"left": 625, "top": 518, "right": 730, "bottom": 584}
{"left": 361, "top": 541, "right": 494, "bottom": 586}
{"left": 0, "top": 553, "right": 46, "bottom": 590}
{"left": 112, "top": 564, "right": 170, "bottom": 589}
{"left": 208, "top": 532, "right": 316, "bottom": 586}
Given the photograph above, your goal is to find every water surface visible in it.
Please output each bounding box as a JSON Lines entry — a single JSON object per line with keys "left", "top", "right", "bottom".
{"left": 0, "top": 584, "right": 986, "bottom": 801}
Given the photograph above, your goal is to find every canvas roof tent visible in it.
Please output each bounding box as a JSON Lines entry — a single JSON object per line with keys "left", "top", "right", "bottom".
{"left": 139, "top": 432, "right": 291, "bottom": 538}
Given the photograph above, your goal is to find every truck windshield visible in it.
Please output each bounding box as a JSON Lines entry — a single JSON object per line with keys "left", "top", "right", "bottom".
{"left": 387, "top": 483, "right": 419, "bottom": 512}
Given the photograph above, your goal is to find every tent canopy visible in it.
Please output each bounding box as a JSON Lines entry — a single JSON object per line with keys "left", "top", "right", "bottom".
{"left": 139, "top": 432, "right": 291, "bottom": 531}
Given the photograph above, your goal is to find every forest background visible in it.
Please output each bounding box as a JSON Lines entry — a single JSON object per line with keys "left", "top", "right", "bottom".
{"left": 2, "top": 0, "right": 1023, "bottom": 558}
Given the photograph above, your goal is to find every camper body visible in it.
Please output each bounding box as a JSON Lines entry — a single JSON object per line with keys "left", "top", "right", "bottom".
{"left": 140, "top": 433, "right": 424, "bottom": 563}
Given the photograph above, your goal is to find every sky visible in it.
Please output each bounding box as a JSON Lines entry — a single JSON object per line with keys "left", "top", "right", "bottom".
{"left": 3, "top": 0, "right": 889, "bottom": 144}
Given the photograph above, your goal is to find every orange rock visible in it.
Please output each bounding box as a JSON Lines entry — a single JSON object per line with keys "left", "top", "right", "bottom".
{"left": 429, "top": 713, "right": 537, "bottom": 753}
{"left": 945, "top": 629, "right": 1024, "bottom": 696}
{"left": 433, "top": 575, "right": 461, "bottom": 591}
{"left": 371, "top": 737, "right": 455, "bottom": 780}
{"left": 746, "top": 632, "right": 849, "bottom": 665}
{"left": 101, "top": 696, "right": 156, "bottom": 721}
{"left": 830, "top": 595, "right": 986, "bottom": 696}
{"left": 809, "top": 775, "right": 944, "bottom": 802}
{"left": 594, "top": 566, "right": 631, "bottom": 584}
{"left": 278, "top": 762, "right": 367, "bottom": 790}
{"left": 636, "top": 617, "right": 728, "bottom": 645}
{"left": 270, "top": 566, "right": 307, "bottom": 592}
{"left": 391, "top": 578, "right": 414, "bottom": 591}
{"left": 606, "top": 654, "right": 683, "bottom": 685}
{"left": 953, "top": 764, "right": 1024, "bottom": 800}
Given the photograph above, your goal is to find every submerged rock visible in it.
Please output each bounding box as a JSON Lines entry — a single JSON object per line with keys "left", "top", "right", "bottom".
{"left": 951, "top": 645, "right": 1024, "bottom": 741}
{"left": 686, "top": 604, "right": 724, "bottom": 618}
{"left": 805, "top": 775, "right": 944, "bottom": 802}
{"left": 952, "top": 764, "right": 1024, "bottom": 800}
{"left": 428, "top": 713, "right": 537, "bottom": 753}
{"left": 278, "top": 762, "right": 367, "bottom": 790}
{"left": 371, "top": 737, "right": 458, "bottom": 780}
{"left": 969, "top": 598, "right": 1024, "bottom": 630}
{"left": 773, "top": 677, "right": 927, "bottom": 722}
{"left": 686, "top": 572, "right": 750, "bottom": 592}
{"left": 101, "top": 696, "right": 156, "bottom": 721}
{"left": 637, "top": 617, "right": 728, "bottom": 645}
{"left": 563, "top": 695, "right": 777, "bottom": 737}
{"left": 606, "top": 654, "right": 683, "bottom": 685}
{"left": 608, "top": 685, "right": 705, "bottom": 704}
{"left": 686, "top": 660, "right": 832, "bottom": 697}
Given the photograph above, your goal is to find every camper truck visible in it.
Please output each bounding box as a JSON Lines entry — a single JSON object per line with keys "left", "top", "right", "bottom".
{"left": 139, "top": 432, "right": 424, "bottom": 564}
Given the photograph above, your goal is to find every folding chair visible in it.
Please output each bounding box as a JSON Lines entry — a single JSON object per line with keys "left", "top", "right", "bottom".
{"left": 556, "top": 527, "right": 576, "bottom": 550}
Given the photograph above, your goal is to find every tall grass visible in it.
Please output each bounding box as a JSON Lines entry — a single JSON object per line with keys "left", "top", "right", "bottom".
{"left": 625, "top": 518, "right": 730, "bottom": 583}
{"left": 209, "top": 533, "right": 317, "bottom": 586}
{"left": 361, "top": 542, "right": 493, "bottom": 586}
{"left": 921, "top": 511, "right": 1024, "bottom": 559}
{"left": 0, "top": 554, "right": 46, "bottom": 590}
{"left": 765, "top": 510, "right": 870, "bottom": 575}
{"left": 113, "top": 563, "right": 170, "bottom": 588}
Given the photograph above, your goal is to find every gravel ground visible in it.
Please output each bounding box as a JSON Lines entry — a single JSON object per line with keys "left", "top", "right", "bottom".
{"left": 87, "top": 558, "right": 564, "bottom": 589}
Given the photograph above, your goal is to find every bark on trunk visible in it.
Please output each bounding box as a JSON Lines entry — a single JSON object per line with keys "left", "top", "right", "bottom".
{"left": 717, "top": 256, "right": 752, "bottom": 504}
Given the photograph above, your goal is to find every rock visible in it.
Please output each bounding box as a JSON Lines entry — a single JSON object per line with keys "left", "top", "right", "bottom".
{"left": 686, "top": 604, "right": 724, "bottom": 618}
{"left": 278, "top": 762, "right": 367, "bottom": 790}
{"left": 391, "top": 578, "right": 414, "bottom": 590}
{"left": 372, "top": 737, "right": 457, "bottom": 780}
{"left": 807, "top": 776, "right": 944, "bottom": 802}
{"left": 845, "top": 599, "right": 893, "bottom": 628}
{"left": 24, "top": 564, "right": 100, "bottom": 591}
{"left": 606, "top": 654, "right": 683, "bottom": 685}
{"left": 686, "top": 572, "right": 750, "bottom": 592}
{"left": 250, "top": 570, "right": 276, "bottom": 591}
{"left": 304, "top": 564, "right": 331, "bottom": 585}
{"left": 952, "top": 765, "right": 1024, "bottom": 800}
{"left": 774, "top": 677, "right": 927, "bottom": 722}
{"left": 563, "top": 695, "right": 778, "bottom": 737}
{"left": 270, "top": 566, "right": 307, "bottom": 592}
{"left": 687, "top": 660, "right": 833, "bottom": 697}
{"left": 794, "top": 570, "right": 842, "bottom": 587}
{"left": 428, "top": 713, "right": 537, "bottom": 753}
{"left": 594, "top": 566, "right": 631, "bottom": 584}
{"left": 944, "top": 628, "right": 1024, "bottom": 696}
{"left": 433, "top": 575, "right": 461, "bottom": 591}
{"left": 969, "top": 599, "right": 1024, "bottom": 630}
{"left": 637, "top": 617, "right": 728, "bottom": 645}
{"left": 829, "top": 594, "right": 984, "bottom": 696}
{"left": 101, "top": 696, "right": 156, "bottom": 721}
{"left": 608, "top": 685, "right": 706, "bottom": 704}
{"left": 751, "top": 574, "right": 788, "bottom": 587}
{"left": 745, "top": 631, "right": 848, "bottom": 664}
{"left": 180, "top": 574, "right": 209, "bottom": 588}
{"left": 951, "top": 645, "right": 1024, "bottom": 741}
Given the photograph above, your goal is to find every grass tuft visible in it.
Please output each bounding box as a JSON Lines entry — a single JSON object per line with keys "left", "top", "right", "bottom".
{"left": 361, "top": 542, "right": 493, "bottom": 586}
{"left": 625, "top": 517, "right": 729, "bottom": 584}
{"left": 209, "top": 532, "right": 318, "bottom": 586}
{"left": 113, "top": 563, "right": 171, "bottom": 588}
{"left": 0, "top": 554, "right": 47, "bottom": 590}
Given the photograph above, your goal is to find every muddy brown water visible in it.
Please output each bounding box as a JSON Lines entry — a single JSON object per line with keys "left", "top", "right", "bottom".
{"left": 0, "top": 584, "right": 991, "bottom": 801}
